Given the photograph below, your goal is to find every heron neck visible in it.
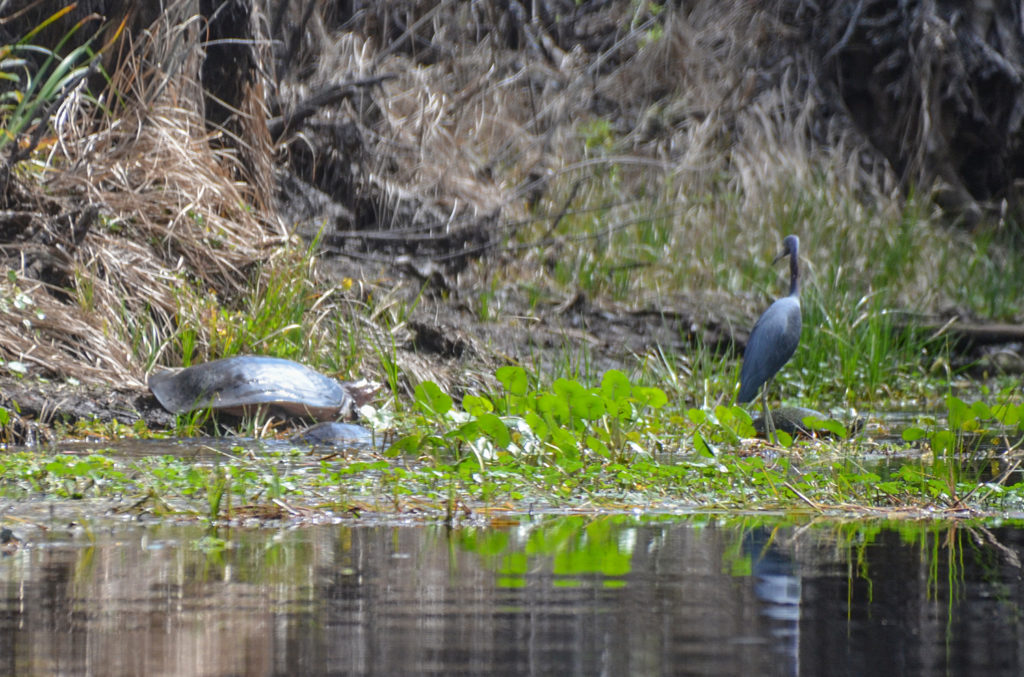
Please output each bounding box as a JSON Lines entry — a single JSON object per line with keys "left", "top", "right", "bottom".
{"left": 788, "top": 254, "right": 800, "bottom": 297}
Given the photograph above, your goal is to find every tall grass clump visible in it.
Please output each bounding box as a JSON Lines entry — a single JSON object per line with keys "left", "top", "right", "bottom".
{"left": 167, "top": 244, "right": 321, "bottom": 364}
{"left": 0, "top": 7, "right": 101, "bottom": 156}
{"left": 0, "top": 5, "right": 290, "bottom": 384}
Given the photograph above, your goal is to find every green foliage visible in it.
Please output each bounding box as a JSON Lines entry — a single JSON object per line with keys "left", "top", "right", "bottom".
{"left": 389, "top": 367, "right": 668, "bottom": 470}
{"left": 414, "top": 381, "right": 453, "bottom": 417}
{"left": 0, "top": 8, "right": 103, "bottom": 154}
{"left": 3, "top": 389, "right": 1024, "bottom": 517}
{"left": 686, "top": 404, "right": 754, "bottom": 455}
{"left": 897, "top": 391, "right": 1024, "bottom": 506}
{"left": 578, "top": 118, "right": 615, "bottom": 154}
{"left": 902, "top": 391, "right": 1024, "bottom": 457}
{"left": 40, "top": 454, "right": 125, "bottom": 499}
{"left": 175, "top": 259, "right": 309, "bottom": 360}
{"left": 163, "top": 237, "right": 368, "bottom": 373}
{"left": 801, "top": 414, "right": 849, "bottom": 440}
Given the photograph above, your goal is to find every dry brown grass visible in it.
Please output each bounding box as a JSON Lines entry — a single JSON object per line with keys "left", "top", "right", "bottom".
{"left": 368, "top": 4, "right": 1014, "bottom": 325}
{"left": 1, "top": 7, "right": 285, "bottom": 385}
{"left": 329, "top": 2, "right": 892, "bottom": 242}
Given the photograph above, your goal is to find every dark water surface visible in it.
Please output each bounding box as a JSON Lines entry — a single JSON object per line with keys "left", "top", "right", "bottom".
{"left": 1, "top": 513, "right": 1023, "bottom": 676}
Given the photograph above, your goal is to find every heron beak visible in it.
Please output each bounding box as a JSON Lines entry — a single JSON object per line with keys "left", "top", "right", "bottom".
{"left": 772, "top": 247, "right": 789, "bottom": 265}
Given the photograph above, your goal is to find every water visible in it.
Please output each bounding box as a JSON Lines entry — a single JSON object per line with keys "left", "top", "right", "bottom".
{"left": 1, "top": 514, "right": 1022, "bottom": 676}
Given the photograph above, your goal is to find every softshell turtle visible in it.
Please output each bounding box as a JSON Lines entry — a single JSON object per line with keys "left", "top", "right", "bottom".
{"left": 149, "top": 356, "right": 374, "bottom": 421}
{"left": 292, "top": 421, "right": 376, "bottom": 447}
{"left": 752, "top": 406, "right": 865, "bottom": 438}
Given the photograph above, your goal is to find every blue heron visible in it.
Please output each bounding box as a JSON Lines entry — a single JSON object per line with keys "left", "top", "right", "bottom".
{"left": 738, "top": 235, "right": 802, "bottom": 443}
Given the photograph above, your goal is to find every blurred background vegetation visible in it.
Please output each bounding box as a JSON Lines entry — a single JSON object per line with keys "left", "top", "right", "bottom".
{"left": 2, "top": 0, "right": 1023, "bottom": 414}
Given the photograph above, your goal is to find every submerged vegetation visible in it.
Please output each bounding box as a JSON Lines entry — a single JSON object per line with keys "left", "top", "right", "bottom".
{"left": 1, "top": 3, "right": 1024, "bottom": 521}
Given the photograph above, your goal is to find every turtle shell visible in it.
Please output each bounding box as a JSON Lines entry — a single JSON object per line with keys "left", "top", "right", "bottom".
{"left": 751, "top": 406, "right": 865, "bottom": 438}
{"left": 148, "top": 356, "right": 354, "bottom": 421}
{"left": 292, "top": 422, "right": 375, "bottom": 446}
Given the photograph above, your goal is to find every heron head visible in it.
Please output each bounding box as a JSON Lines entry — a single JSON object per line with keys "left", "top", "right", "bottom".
{"left": 772, "top": 235, "right": 799, "bottom": 264}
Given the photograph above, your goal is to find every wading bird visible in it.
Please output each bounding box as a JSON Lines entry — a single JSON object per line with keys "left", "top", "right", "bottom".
{"left": 738, "top": 235, "right": 802, "bottom": 443}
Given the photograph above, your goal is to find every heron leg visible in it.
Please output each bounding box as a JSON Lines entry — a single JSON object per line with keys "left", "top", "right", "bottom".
{"left": 761, "top": 378, "right": 777, "bottom": 445}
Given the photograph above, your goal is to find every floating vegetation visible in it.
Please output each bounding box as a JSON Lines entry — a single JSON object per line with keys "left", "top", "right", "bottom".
{"left": 0, "top": 372, "right": 1022, "bottom": 524}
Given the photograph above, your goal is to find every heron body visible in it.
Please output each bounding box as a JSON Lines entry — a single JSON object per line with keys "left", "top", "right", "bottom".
{"left": 737, "top": 235, "right": 802, "bottom": 441}
{"left": 737, "top": 295, "right": 801, "bottom": 403}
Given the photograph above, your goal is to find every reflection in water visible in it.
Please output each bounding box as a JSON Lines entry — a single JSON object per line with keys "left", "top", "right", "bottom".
{"left": 0, "top": 515, "right": 1022, "bottom": 676}
{"left": 745, "top": 528, "right": 801, "bottom": 670}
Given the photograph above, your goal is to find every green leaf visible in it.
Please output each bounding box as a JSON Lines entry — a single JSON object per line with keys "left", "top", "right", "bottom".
{"left": 462, "top": 394, "right": 493, "bottom": 417}
{"left": 632, "top": 386, "right": 667, "bottom": 409}
{"left": 803, "top": 416, "right": 848, "bottom": 440}
{"left": 450, "top": 421, "right": 480, "bottom": 442}
{"left": 537, "top": 393, "right": 570, "bottom": 426}
{"left": 475, "top": 413, "right": 511, "bottom": 448}
{"left": 553, "top": 378, "right": 585, "bottom": 401}
{"left": 496, "top": 366, "right": 529, "bottom": 396}
{"left": 875, "top": 480, "right": 900, "bottom": 494}
{"left": 731, "top": 407, "right": 755, "bottom": 436}
{"left": 600, "top": 370, "right": 631, "bottom": 403}
{"left": 931, "top": 430, "right": 956, "bottom": 456}
{"left": 713, "top": 404, "right": 734, "bottom": 425}
{"left": 524, "top": 412, "right": 548, "bottom": 439}
{"left": 902, "top": 427, "right": 927, "bottom": 442}
{"left": 386, "top": 434, "right": 423, "bottom": 457}
{"left": 603, "top": 396, "right": 620, "bottom": 418}
{"left": 550, "top": 428, "right": 579, "bottom": 458}
{"left": 686, "top": 408, "right": 707, "bottom": 425}
{"left": 569, "top": 391, "right": 605, "bottom": 420}
{"left": 946, "top": 395, "right": 970, "bottom": 430}
{"left": 693, "top": 433, "right": 714, "bottom": 457}
{"left": 992, "top": 402, "right": 1021, "bottom": 427}
{"left": 414, "top": 381, "right": 452, "bottom": 416}
{"left": 896, "top": 465, "right": 926, "bottom": 482}
{"left": 586, "top": 436, "right": 611, "bottom": 458}
{"left": 970, "top": 400, "right": 992, "bottom": 420}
